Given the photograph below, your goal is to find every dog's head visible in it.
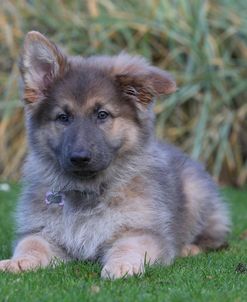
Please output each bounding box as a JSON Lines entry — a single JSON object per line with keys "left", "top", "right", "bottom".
{"left": 20, "top": 31, "right": 176, "bottom": 180}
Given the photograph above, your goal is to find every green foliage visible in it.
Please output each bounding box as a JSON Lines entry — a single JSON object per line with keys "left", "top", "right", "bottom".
{"left": 0, "top": 185, "right": 246, "bottom": 301}
{"left": 0, "top": 0, "right": 246, "bottom": 185}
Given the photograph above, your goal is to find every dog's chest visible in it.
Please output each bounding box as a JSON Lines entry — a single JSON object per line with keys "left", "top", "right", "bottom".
{"left": 42, "top": 190, "right": 153, "bottom": 260}
{"left": 42, "top": 197, "right": 111, "bottom": 260}
{"left": 43, "top": 199, "right": 132, "bottom": 260}
{"left": 62, "top": 206, "right": 117, "bottom": 260}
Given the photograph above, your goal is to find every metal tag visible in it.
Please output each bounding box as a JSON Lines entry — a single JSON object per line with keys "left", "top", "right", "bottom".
{"left": 45, "top": 192, "right": 64, "bottom": 206}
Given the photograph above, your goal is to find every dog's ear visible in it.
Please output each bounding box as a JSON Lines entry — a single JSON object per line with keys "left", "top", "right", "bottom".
{"left": 20, "top": 31, "right": 67, "bottom": 103}
{"left": 113, "top": 54, "right": 176, "bottom": 109}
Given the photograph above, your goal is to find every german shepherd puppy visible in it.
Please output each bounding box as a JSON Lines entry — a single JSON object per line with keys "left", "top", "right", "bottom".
{"left": 0, "top": 31, "right": 230, "bottom": 279}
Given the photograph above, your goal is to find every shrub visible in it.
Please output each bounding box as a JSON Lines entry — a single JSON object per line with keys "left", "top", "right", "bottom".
{"left": 0, "top": 0, "right": 246, "bottom": 186}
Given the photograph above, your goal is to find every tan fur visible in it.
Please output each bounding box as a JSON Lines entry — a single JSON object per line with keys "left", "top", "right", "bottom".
{"left": 101, "top": 232, "right": 162, "bottom": 279}
{"left": 109, "top": 54, "right": 176, "bottom": 96}
{"left": 182, "top": 169, "right": 230, "bottom": 250}
{"left": 108, "top": 195, "right": 124, "bottom": 207}
{"left": 82, "top": 96, "right": 118, "bottom": 114}
{"left": 108, "top": 176, "right": 152, "bottom": 221}
{"left": 0, "top": 235, "right": 53, "bottom": 273}
{"left": 105, "top": 117, "right": 139, "bottom": 154}
{"left": 116, "top": 74, "right": 154, "bottom": 105}
{"left": 180, "top": 244, "right": 202, "bottom": 257}
{"left": 23, "top": 88, "right": 42, "bottom": 103}
{"left": 183, "top": 175, "right": 202, "bottom": 233}
{"left": 121, "top": 176, "right": 146, "bottom": 199}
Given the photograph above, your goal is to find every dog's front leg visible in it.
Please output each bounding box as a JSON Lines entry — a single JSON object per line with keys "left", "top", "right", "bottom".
{"left": 101, "top": 232, "right": 162, "bottom": 279}
{"left": 0, "top": 235, "right": 62, "bottom": 273}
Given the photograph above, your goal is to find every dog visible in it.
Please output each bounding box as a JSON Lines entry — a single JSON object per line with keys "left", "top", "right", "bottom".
{"left": 0, "top": 31, "right": 230, "bottom": 279}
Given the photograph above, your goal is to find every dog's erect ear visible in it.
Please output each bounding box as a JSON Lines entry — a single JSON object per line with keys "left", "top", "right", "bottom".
{"left": 20, "top": 31, "right": 67, "bottom": 103}
{"left": 113, "top": 54, "right": 176, "bottom": 108}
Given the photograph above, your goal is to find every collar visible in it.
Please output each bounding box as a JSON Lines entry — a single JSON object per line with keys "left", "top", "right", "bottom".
{"left": 45, "top": 185, "right": 106, "bottom": 207}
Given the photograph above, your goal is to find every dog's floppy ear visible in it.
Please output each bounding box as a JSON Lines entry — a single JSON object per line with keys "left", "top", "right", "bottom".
{"left": 113, "top": 54, "right": 176, "bottom": 109}
{"left": 20, "top": 31, "right": 67, "bottom": 103}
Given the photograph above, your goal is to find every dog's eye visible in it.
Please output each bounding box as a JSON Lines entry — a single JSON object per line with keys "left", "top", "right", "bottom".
{"left": 97, "top": 111, "right": 109, "bottom": 120}
{"left": 56, "top": 113, "right": 70, "bottom": 124}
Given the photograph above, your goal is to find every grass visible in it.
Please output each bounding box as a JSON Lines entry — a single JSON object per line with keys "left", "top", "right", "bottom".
{"left": 0, "top": 185, "right": 246, "bottom": 302}
{"left": 0, "top": 0, "right": 247, "bottom": 186}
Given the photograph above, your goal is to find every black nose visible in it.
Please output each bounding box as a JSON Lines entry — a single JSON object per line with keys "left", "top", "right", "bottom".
{"left": 70, "top": 150, "right": 92, "bottom": 166}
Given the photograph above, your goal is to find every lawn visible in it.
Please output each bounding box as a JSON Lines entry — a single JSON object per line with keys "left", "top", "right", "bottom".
{"left": 0, "top": 185, "right": 246, "bottom": 302}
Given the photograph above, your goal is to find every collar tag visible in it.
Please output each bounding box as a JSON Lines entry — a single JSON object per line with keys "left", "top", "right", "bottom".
{"left": 45, "top": 192, "right": 64, "bottom": 206}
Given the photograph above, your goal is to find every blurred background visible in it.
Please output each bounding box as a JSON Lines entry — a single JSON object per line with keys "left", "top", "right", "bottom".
{"left": 0, "top": 0, "right": 246, "bottom": 187}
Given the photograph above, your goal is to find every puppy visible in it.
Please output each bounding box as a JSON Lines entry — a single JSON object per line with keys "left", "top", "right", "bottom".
{"left": 0, "top": 31, "right": 230, "bottom": 279}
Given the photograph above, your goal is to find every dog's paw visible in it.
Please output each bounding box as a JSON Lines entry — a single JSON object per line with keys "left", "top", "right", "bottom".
{"left": 0, "top": 256, "right": 41, "bottom": 273}
{"left": 101, "top": 260, "right": 144, "bottom": 279}
{"left": 180, "top": 244, "right": 202, "bottom": 257}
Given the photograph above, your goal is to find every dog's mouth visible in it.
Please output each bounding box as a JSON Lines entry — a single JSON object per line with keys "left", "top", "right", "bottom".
{"left": 72, "top": 170, "right": 98, "bottom": 180}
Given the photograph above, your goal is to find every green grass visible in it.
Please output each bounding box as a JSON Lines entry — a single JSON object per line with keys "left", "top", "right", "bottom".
{"left": 0, "top": 185, "right": 246, "bottom": 302}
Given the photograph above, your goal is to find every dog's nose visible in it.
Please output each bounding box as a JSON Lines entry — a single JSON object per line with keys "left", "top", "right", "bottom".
{"left": 70, "top": 150, "right": 91, "bottom": 166}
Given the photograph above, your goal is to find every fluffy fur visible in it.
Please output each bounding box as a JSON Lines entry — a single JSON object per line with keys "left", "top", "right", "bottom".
{"left": 0, "top": 31, "right": 231, "bottom": 278}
